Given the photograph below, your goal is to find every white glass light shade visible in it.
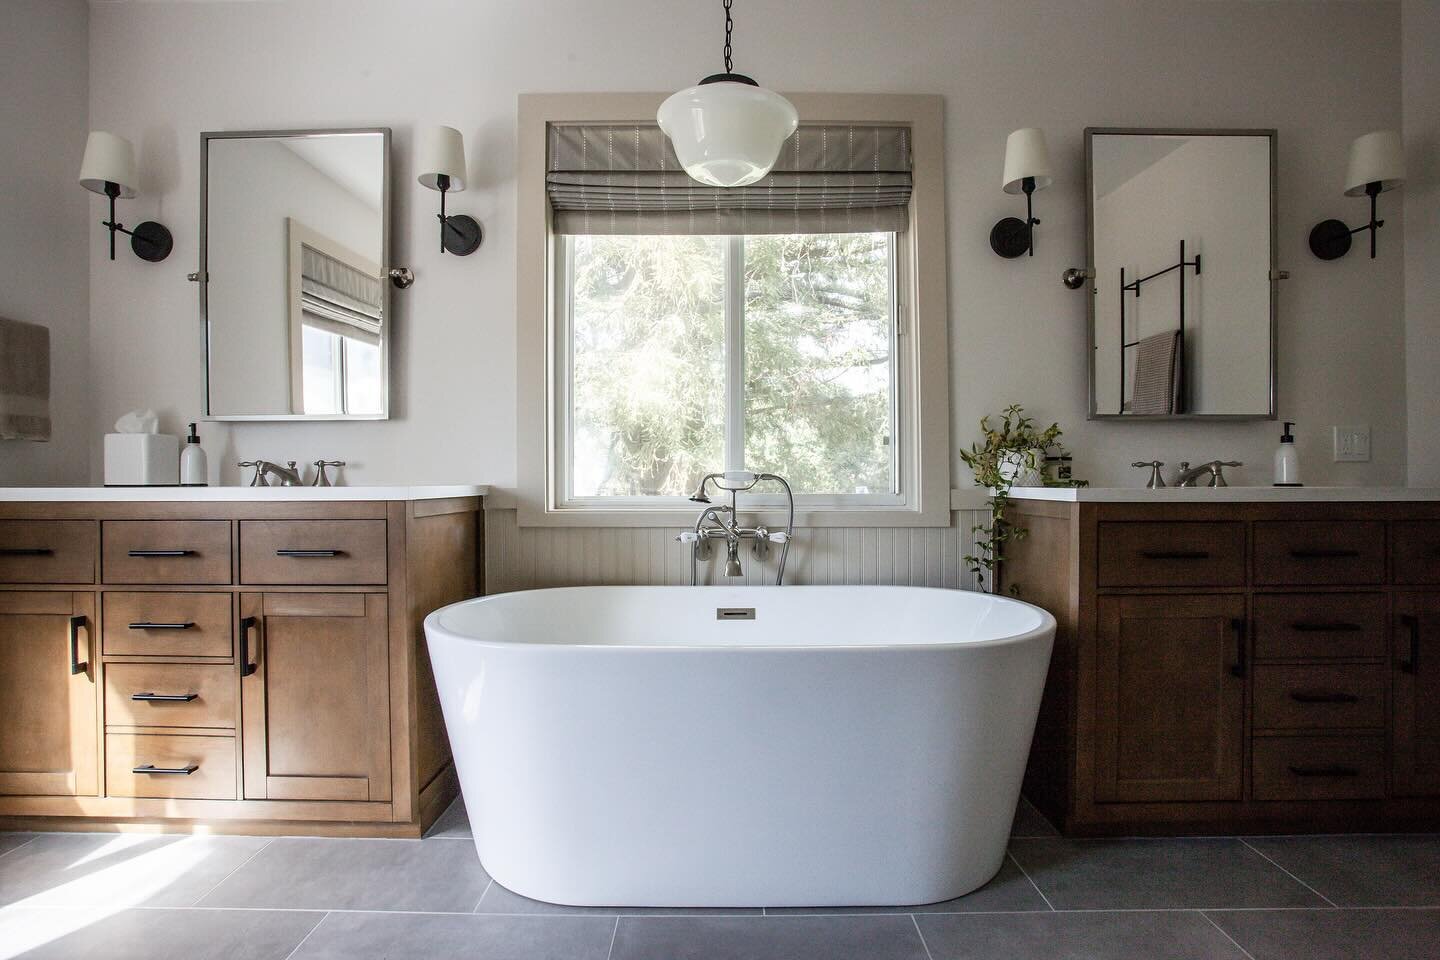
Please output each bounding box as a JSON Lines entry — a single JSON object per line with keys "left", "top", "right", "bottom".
{"left": 1001, "top": 127, "right": 1052, "bottom": 194}
{"left": 1344, "top": 130, "right": 1404, "bottom": 196}
{"left": 417, "top": 125, "right": 467, "bottom": 192}
{"left": 657, "top": 81, "right": 798, "bottom": 188}
{"left": 78, "top": 131, "right": 137, "bottom": 197}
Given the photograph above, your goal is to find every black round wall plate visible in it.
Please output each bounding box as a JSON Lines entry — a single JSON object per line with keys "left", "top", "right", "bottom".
{"left": 990, "top": 217, "right": 1031, "bottom": 259}
{"left": 443, "top": 215, "right": 483, "bottom": 256}
{"left": 131, "top": 221, "right": 173, "bottom": 262}
{"left": 1309, "top": 219, "right": 1352, "bottom": 261}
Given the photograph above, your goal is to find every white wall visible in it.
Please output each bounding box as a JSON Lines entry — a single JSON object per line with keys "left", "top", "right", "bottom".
{"left": 0, "top": 0, "right": 89, "bottom": 484}
{"left": 1403, "top": 0, "right": 1439, "bottom": 485}
{"left": 80, "top": 0, "right": 1407, "bottom": 494}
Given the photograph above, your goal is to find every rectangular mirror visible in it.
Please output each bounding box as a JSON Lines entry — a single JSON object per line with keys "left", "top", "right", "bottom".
{"left": 1086, "top": 128, "right": 1276, "bottom": 419}
{"left": 201, "top": 128, "right": 390, "bottom": 420}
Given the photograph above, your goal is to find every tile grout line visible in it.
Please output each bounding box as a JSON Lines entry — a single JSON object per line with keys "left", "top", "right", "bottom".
{"left": 0, "top": 835, "right": 38, "bottom": 862}
{"left": 187, "top": 837, "right": 275, "bottom": 907}
{"left": 1006, "top": 850, "right": 1055, "bottom": 911}
{"left": 910, "top": 913, "right": 936, "bottom": 960}
{"left": 471, "top": 878, "right": 494, "bottom": 913}
{"left": 605, "top": 916, "right": 620, "bottom": 960}
{"left": 278, "top": 909, "right": 328, "bottom": 960}
{"left": 1200, "top": 910, "right": 1259, "bottom": 960}
{"left": 1237, "top": 839, "right": 1339, "bottom": 908}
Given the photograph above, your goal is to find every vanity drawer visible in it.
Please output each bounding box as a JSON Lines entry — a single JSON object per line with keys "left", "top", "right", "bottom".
{"left": 102, "top": 592, "right": 233, "bottom": 658}
{"left": 104, "top": 733, "right": 236, "bottom": 800}
{"left": 240, "top": 520, "right": 387, "bottom": 585}
{"left": 102, "top": 521, "right": 232, "bottom": 584}
{"left": 105, "top": 663, "right": 236, "bottom": 730}
{"left": 1252, "top": 593, "right": 1388, "bottom": 660}
{"left": 1392, "top": 521, "right": 1440, "bottom": 585}
{"left": 1251, "top": 736, "right": 1385, "bottom": 801}
{"left": 1252, "top": 664, "right": 1386, "bottom": 730}
{"left": 1097, "top": 522, "right": 1246, "bottom": 587}
{"left": 1253, "top": 521, "right": 1384, "bottom": 585}
{"left": 0, "top": 520, "right": 97, "bottom": 583}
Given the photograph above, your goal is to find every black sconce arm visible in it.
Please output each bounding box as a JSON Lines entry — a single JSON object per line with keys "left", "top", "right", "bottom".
{"left": 432, "top": 174, "right": 482, "bottom": 257}
{"left": 98, "top": 180, "right": 172, "bottom": 263}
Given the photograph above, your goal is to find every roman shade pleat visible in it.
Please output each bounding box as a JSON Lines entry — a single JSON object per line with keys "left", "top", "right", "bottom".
{"left": 300, "top": 244, "right": 382, "bottom": 346}
{"left": 546, "top": 123, "right": 912, "bottom": 235}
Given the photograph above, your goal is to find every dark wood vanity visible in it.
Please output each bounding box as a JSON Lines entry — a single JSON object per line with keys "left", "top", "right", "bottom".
{"left": 1004, "top": 491, "right": 1440, "bottom": 836}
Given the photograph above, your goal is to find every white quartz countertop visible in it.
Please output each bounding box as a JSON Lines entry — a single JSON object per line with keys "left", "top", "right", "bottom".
{"left": 0, "top": 485, "right": 488, "bottom": 502}
{"left": 998, "top": 486, "right": 1440, "bottom": 503}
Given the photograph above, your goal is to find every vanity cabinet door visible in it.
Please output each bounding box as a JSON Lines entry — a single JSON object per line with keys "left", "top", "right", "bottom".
{"left": 1094, "top": 594, "right": 1246, "bottom": 803}
{"left": 1393, "top": 593, "right": 1440, "bottom": 797}
{"left": 0, "top": 592, "right": 98, "bottom": 796}
{"left": 239, "top": 593, "right": 390, "bottom": 803}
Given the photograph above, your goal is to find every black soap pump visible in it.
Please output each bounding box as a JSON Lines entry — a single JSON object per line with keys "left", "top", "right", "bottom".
{"left": 1273, "top": 421, "right": 1302, "bottom": 487}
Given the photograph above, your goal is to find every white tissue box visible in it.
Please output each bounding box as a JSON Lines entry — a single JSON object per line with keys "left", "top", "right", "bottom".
{"left": 104, "top": 433, "right": 180, "bottom": 486}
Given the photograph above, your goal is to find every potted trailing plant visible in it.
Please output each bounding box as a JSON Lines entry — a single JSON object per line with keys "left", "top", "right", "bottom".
{"left": 960, "top": 404, "right": 1061, "bottom": 594}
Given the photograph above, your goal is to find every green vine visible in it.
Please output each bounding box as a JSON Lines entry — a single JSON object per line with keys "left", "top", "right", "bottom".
{"left": 960, "top": 404, "right": 1061, "bottom": 595}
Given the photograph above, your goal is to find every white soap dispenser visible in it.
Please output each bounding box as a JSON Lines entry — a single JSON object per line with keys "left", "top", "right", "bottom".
{"left": 1273, "top": 421, "right": 1301, "bottom": 487}
{"left": 180, "top": 422, "right": 208, "bottom": 487}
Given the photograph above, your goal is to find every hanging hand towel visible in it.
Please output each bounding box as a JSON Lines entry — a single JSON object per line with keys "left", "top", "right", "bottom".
{"left": 0, "top": 316, "right": 52, "bottom": 441}
{"left": 1130, "top": 329, "right": 1180, "bottom": 416}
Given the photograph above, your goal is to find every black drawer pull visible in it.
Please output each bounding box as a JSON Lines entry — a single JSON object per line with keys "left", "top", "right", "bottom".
{"left": 1400, "top": 614, "right": 1420, "bottom": 674}
{"left": 128, "top": 621, "right": 194, "bottom": 631}
{"left": 132, "top": 764, "right": 199, "bottom": 776}
{"left": 0, "top": 547, "right": 54, "bottom": 557}
{"left": 127, "top": 549, "right": 195, "bottom": 558}
{"left": 1289, "top": 548, "right": 1361, "bottom": 559}
{"left": 1289, "top": 690, "right": 1360, "bottom": 704}
{"left": 131, "top": 692, "right": 199, "bottom": 702}
{"left": 1230, "top": 618, "right": 1247, "bottom": 678}
{"left": 1140, "top": 550, "right": 1210, "bottom": 560}
{"left": 275, "top": 548, "right": 343, "bottom": 558}
{"left": 240, "top": 615, "right": 258, "bottom": 677}
{"left": 1288, "top": 764, "right": 1359, "bottom": 778}
{"left": 1291, "top": 621, "right": 1363, "bottom": 633}
{"left": 69, "top": 615, "right": 88, "bottom": 676}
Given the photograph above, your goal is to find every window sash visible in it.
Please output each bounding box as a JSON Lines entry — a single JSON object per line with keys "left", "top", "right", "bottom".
{"left": 555, "top": 233, "right": 902, "bottom": 507}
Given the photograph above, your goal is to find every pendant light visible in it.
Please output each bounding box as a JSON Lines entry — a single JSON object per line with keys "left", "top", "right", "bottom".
{"left": 658, "top": 0, "right": 798, "bottom": 188}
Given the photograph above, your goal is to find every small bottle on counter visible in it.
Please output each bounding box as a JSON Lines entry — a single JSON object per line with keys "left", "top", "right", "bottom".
{"left": 1273, "top": 421, "right": 1302, "bottom": 487}
{"left": 180, "top": 422, "right": 208, "bottom": 486}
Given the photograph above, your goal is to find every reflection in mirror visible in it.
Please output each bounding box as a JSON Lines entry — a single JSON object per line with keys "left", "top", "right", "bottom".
{"left": 1087, "top": 130, "right": 1275, "bottom": 419}
{"left": 202, "top": 129, "right": 389, "bottom": 419}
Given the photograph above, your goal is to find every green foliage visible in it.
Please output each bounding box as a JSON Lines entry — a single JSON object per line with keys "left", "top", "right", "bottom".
{"left": 959, "top": 404, "right": 1062, "bottom": 594}
{"left": 570, "top": 233, "right": 893, "bottom": 497}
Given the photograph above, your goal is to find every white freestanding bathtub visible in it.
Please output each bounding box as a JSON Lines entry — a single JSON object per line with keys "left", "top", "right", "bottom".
{"left": 425, "top": 585, "right": 1055, "bottom": 907}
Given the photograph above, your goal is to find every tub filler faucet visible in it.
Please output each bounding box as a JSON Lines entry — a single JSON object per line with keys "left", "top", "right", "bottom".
{"left": 677, "top": 471, "right": 795, "bottom": 586}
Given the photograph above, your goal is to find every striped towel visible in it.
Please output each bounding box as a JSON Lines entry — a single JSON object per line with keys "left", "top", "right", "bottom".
{"left": 1130, "top": 330, "right": 1180, "bottom": 415}
{"left": 0, "top": 316, "right": 51, "bottom": 441}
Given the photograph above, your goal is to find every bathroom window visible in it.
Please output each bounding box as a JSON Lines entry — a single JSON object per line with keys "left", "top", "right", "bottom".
{"left": 561, "top": 232, "right": 899, "bottom": 503}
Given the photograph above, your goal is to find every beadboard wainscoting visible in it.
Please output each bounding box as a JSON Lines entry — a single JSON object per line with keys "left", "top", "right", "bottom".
{"left": 483, "top": 508, "right": 992, "bottom": 593}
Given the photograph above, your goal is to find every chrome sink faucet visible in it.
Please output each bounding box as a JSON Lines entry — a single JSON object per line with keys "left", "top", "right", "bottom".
{"left": 1176, "top": 460, "right": 1243, "bottom": 487}
{"left": 677, "top": 471, "right": 795, "bottom": 586}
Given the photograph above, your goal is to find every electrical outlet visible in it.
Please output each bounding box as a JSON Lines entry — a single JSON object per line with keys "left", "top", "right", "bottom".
{"left": 1332, "top": 425, "right": 1371, "bottom": 462}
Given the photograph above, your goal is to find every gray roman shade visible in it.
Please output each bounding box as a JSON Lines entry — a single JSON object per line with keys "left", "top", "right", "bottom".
{"left": 300, "top": 244, "right": 383, "bottom": 346}
{"left": 546, "top": 123, "right": 912, "bottom": 235}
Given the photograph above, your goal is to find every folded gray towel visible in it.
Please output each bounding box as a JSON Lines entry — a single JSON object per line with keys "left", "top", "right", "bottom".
{"left": 0, "top": 316, "right": 52, "bottom": 441}
{"left": 1131, "top": 329, "right": 1179, "bottom": 416}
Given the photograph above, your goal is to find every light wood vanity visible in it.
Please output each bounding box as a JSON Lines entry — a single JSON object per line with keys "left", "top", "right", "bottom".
{"left": 0, "top": 486, "right": 483, "bottom": 836}
{"left": 1004, "top": 487, "right": 1440, "bottom": 836}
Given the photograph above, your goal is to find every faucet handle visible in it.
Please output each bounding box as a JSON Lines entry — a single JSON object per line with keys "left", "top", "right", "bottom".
{"left": 237, "top": 461, "right": 267, "bottom": 487}
{"left": 1131, "top": 460, "right": 1166, "bottom": 489}
{"left": 311, "top": 460, "right": 346, "bottom": 487}
{"left": 675, "top": 531, "right": 701, "bottom": 543}
{"left": 1212, "top": 461, "right": 1242, "bottom": 487}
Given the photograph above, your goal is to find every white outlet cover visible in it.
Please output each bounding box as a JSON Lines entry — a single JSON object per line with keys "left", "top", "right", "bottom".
{"left": 1332, "top": 425, "right": 1371, "bottom": 462}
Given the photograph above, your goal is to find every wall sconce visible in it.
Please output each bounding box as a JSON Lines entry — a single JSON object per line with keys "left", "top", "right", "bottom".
{"left": 78, "top": 131, "right": 172, "bottom": 262}
{"left": 1309, "top": 130, "right": 1405, "bottom": 261}
{"left": 417, "top": 126, "right": 482, "bottom": 256}
{"left": 990, "top": 128, "right": 1052, "bottom": 259}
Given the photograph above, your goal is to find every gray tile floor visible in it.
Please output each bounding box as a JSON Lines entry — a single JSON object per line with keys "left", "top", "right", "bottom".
{"left": 1, "top": 798, "right": 1437, "bottom": 959}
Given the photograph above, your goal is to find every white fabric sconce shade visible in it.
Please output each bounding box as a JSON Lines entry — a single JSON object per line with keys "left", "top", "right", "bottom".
{"left": 417, "top": 125, "right": 467, "bottom": 192}
{"left": 1344, "top": 130, "right": 1404, "bottom": 196}
{"left": 658, "top": 81, "right": 799, "bottom": 188}
{"left": 78, "top": 131, "right": 138, "bottom": 197}
{"left": 1001, "top": 127, "right": 1052, "bottom": 194}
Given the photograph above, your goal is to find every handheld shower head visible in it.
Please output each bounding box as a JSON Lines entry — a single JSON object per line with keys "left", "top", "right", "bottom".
{"left": 688, "top": 474, "right": 716, "bottom": 503}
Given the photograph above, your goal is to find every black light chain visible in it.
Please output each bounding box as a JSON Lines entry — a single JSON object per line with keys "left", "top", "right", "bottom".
{"left": 722, "top": 0, "right": 734, "bottom": 73}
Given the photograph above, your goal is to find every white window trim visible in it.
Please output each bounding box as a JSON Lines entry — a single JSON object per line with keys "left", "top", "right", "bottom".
{"left": 516, "top": 93, "right": 950, "bottom": 528}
